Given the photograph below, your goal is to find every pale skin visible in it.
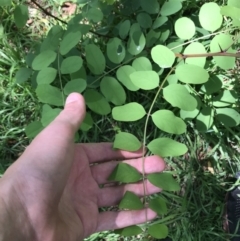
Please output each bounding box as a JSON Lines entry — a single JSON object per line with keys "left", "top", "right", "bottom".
{"left": 0, "top": 93, "right": 165, "bottom": 241}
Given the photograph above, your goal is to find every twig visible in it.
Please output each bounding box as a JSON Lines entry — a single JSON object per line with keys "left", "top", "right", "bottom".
{"left": 30, "top": 0, "right": 112, "bottom": 38}
{"left": 30, "top": 0, "right": 67, "bottom": 24}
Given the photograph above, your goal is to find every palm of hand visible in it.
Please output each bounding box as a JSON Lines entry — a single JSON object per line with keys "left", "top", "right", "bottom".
{"left": 0, "top": 95, "right": 165, "bottom": 241}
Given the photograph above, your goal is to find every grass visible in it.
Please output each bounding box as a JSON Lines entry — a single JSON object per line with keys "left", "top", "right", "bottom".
{"left": 1, "top": 1, "right": 240, "bottom": 241}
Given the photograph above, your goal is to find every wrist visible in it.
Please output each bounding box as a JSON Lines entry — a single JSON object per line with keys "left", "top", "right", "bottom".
{"left": 0, "top": 177, "right": 36, "bottom": 241}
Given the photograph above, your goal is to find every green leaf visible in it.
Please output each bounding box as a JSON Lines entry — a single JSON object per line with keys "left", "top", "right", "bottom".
{"left": 132, "top": 57, "right": 152, "bottom": 71}
{"left": 15, "top": 68, "right": 32, "bottom": 84}
{"left": 86, "top": 44, "right": 106, "bottom": 75}
{"left": 41, "top": 104, "right": 62, "bottom": 127}
{"left": 149, "top": 197, "right": 168, "bottom": 215}
{"left": 84, "top": 89, "right": 111, "bottom": 115}
{"left": 152, "top": 110, "right": 186, "bottom": 134}
{"left": 119, "top": 191, "right": 144, "bottom": 210}
{"left": 221, "top": 6, "right": 240, "bottom": 20}
{"left": 25, "top": 121, "right": 44, "bottom": 139}
{"left": 100, "top": 76, "right": 126, "bottom": 105}
{"left": 130, "top": 71, "right": 159, "bottom": 90}
{"left": 80, "top": 112, "right": 94, "bottom": 132}
{"left": 137, "top": 12, "right": 152, "bottom": 29}
{"left": 184, "top": 42, "right": 206, "bottom": 67}
{"left": 32, "top": 50, "right": 57, "bottom": 71}
{"left": 196, "top": 105, "right": 214, "bottom": 132}
{"left": 140, "top": 0, "right": 159, "bottom": 14}
{"left": 61, "top": 56, "right": 83, "bottom": 74}
{"left": 147, "top": 138, "right": 188, "bottom": 157}
{"left": 119, "top": 20, "right": 131, "bottom": 39}
{"left": 127, "top": 23, "right": 146, "bottom": 56}
{"left": 148, "top": 173, "right": 180, "bottom": 191}
{"left": 60, "top": 30, "right": 81, "bottom": 55}
{"left": 175, "top": 64, "right": 209, "bottom": 84}
{"left": 163, "top": 84, "right": 197, "bottom": 111}
{"left": 0, "top": 0, "right": 12, "bottom": 6}
{"left": 199, "top": 2, "right": 223, "bottom": 32}
{"left": 212, "top": 90, "right": 237, "bottom": 107}
{"left": 151, "top": 45, "right": 175, "bottom": 68}
{"left": 216, "top": 108, "right": 240, "bottom": 127}
{"left": 180, "top": 96, "right": 201, "bottom": 121}
{"left": 210, "top": 34, "right": 236, "bottom": 70}
{"left": 152, "top": 16, "right": 168, "bottom": 29}
{"left": 112, "top": 102, "right": 146, "bottom": 122}
{"left": 36, "top": 67, "right": 57, "bottom": 84}
{"left": 228, "top": 0, "right": 240, "bottom": 8}
{"left": 160, "top": 0, "right": 182, "bottom": 16}
{"left": 148, "top": 224, "right": 168, "bottom": 239}
{"left": 108, "top": 163, "right": 141, "bottom": 183}
{"left": 116, "top": 65, "right": 139, "bottom": 91}
{"left": 107, "top": 37, "right": 125, "bottom": 64}
{"left": 41, "top": 25, "right": 64, "bottom": 51}
{"left": 115, "top": 226, "right": 142, "bottom": 237}
{"left": 63, "top": 79, "right": 87, "bottom": 95}
{"left": 14, "top": 5, "right": 29, "bottom": 28}
{"left": 201, "top": 75, "right": 222, "bottom": 95}
{"left": 175, "top": 17, "right": 195, "bottom": 40}
{"left": 36, "top": 85, "right": 63, "bottom": 106}
{"left": 86, "top": 7, "right": 103, "bottom": 22}
{"left": 114, "top": 132, "right": 141, "bottom": 151}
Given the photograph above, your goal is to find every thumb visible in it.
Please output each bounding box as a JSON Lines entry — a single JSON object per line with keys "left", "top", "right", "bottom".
{"left": 55, "top": 93, "right": 86, "bottom": 133}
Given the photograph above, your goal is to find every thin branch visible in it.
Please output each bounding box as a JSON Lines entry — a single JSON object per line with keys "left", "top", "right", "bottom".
{"left": 30, "top": 0, "right": 67, "bottom": 24}
{"left": 175, "top": 51, "right": 240, "bottom": 59}
{"left": 30, "top": 0, "right": 112, "bottom": 38}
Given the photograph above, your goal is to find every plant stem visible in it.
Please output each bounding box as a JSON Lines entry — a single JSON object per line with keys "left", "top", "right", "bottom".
{"left": 142, "top": 66, "right": 176, "bottom": 224}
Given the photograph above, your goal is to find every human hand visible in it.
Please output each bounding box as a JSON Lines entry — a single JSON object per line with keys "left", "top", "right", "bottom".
{"left": 0, "top": 93, "right": 165, "bottom": 241}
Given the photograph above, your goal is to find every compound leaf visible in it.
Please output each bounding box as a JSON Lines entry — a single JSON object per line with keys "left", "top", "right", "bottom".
{"left": 108, "top": 163, "right": 141, "bottom": 183}
{"left": 163, "top": 84, "right": 197, "bottom": 111}
{"left": 36, "top": 84, "right": 63, "bottom": 106}
{"left": 112, "top": 102, "right": 146, "bottom": 121}
{"left": 32, "top": 50, "right": 57, "bottom": 71}
{"left": 130, "top": 71, "right": 159, "bottom": 90}
{"left": 152, "top": 110, "right": 186, "bottom": 134}
{"left": 37, "top": 67, "right": 57, "bottom": 84}
{"left": 175, "top": 17, "right": 195, "bottom": 40}
{"left": 114, "top": 132, "right": 141, "bottom": 151}
{"left": 199, "top": 2, "right": 223, "bottom": 31}
{"left": 84, "top": 89, "right": 111, "bottom": 115}
{"left": 61, "top": 56, "right": 83, "bottom": 74}
{"left": 60, "top": 30, "right": 81, "bottom": 55}
{"left": 148, "top": 224, "right": 168, "bottom": 239}
{"left": 119, "top": 191, "right": 144, "bottom": 210}
{"left": 86, "top": 44, "right": 106, "bottom": 75}
{"left": 151, "top": 45, "right": 175, "bottom": 68}
{"left": 115, "top": 226, "right": 142, "bottom": 237}
{"left": 100, "top": 76, "right": 126, "bottom": 105}
{"left": 147, "top": 138, "right": 188, "bottom": 157}
{"left": 148, "top": 173, "right": 180, "bottom": 191}
{"left": 14, "top": 5, "right": 29, "bottom": 28}
{"left": 175, "top": 64, "right": 209, "bottom": 84}
{"left": 25, "top": 121, "right": 44, "bottom": 139}
{"left": 15, "top": 68, "right": 32, "bottom": 84}
{"left": 160, "top": 0, "right": 182, "bottom": 16}
{"left": 149, "top": 197, "right": 168, "bottom": 215}
{"left": 116, "top": 65, "right": 139, "bottom": 91}
{"left": 63, "top": 78, "right": 87, "bottom": 95}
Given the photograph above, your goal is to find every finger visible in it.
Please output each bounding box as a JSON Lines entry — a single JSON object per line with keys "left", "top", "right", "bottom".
{"left": 91, "top": 155, "right": 165, "bottom": 184}
{"left": 4, "top": 93, "right": 85, "bottom": 203}
{"left": 78, "top": 143, "right": 145, "bottom": 163}
{"left": 96, "top": 208, "right": 157, "bottom": 233}
{"left": 98, "top": 180, "right": 161, "bottom": 207}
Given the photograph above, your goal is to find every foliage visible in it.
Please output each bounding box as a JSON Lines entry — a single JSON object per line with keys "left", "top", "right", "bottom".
{"left": 1, "top": 0, "right": 240, "bottom": 240}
